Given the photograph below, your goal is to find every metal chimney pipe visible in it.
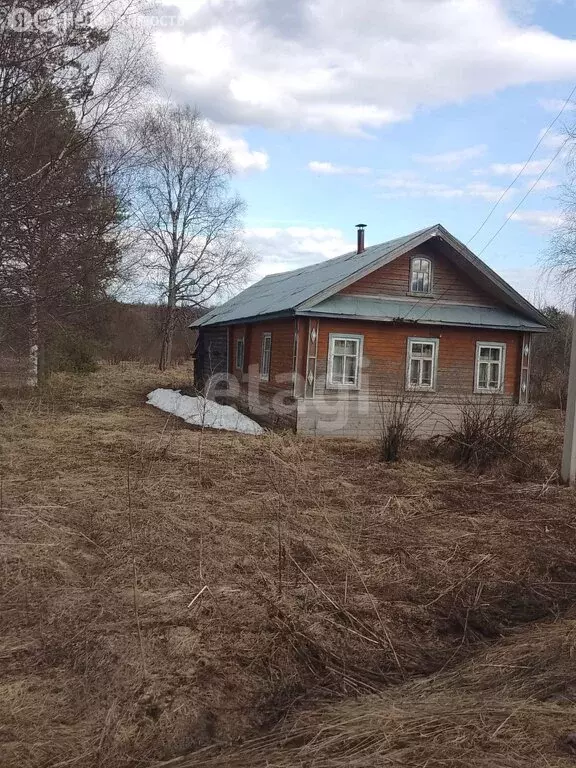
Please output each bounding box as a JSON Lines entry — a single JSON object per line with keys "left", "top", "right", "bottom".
{"left": 356, "top": 224, "right": 367, "bottom": 254}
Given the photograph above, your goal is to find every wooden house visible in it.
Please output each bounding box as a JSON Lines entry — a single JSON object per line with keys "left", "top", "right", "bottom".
{"left": 192, "top": 224, "right": 549, "bottom": 437}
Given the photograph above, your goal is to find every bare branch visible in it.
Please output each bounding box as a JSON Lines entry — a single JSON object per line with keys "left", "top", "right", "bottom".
{"left": 126, "top": 103, "right": 258, "bottom": 369}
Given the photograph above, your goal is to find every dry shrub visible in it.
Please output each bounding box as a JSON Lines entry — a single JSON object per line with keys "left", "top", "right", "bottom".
{"left": 445, "top": 398, "right": 535, "bottom": 472}
{"left": 1, "top": 364, "right": 576, "bottom": 768}
{"left": 378, "top": 390, "right": 423, "bottom": 463}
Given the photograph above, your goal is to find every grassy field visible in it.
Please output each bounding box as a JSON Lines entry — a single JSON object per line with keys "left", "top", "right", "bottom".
{"left": 1, "top": 364, "right": 576, "bottom": 767}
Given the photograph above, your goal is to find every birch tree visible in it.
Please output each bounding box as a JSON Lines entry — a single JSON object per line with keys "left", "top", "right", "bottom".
{"left": 132, "top": 105, "right": 256, "bottom": 370}
{"left": 0, "top": 90, "right": 121, "bottom": 383}
{"left": 0, "top": 0, "right": 153, "bottom": 384}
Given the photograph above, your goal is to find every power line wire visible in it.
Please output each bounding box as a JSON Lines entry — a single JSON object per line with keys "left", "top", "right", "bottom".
{"left": 476, "top": 137, "right": 569, "bottom": 258}
{"left": 408, "top": 87, "right": 576, "bottom": 324}
{"left": 466, "top": 82, "right": 576, "bottom": 246}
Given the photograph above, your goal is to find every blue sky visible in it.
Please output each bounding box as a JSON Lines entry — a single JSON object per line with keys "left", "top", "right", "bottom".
{"left": 150, "top": 0, "right": 576, "bottom": 307}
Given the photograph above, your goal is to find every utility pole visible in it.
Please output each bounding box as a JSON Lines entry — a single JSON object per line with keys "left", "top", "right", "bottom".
{"left": 561, "top": 307, "right": 576, "bottom": 484}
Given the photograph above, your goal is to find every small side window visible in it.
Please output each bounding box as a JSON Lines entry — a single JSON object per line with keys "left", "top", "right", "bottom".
{"left": 260, "top": 333, "right": 272, "bottom": 382}
{"left": 410, "top": 256, "right": 432, "bottom": 294}
{"left": 235, "top": 337, "right": 245, "bottom": 370}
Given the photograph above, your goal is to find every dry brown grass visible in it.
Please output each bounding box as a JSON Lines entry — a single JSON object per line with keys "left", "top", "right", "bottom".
{"left": 1, "top": 363, "right": 575, "bottom": 768}
{"left": 415, "top": 407, "right": 564, "bottom": 484}
{"left": 181, "top": 619, "right": 576, "bottom": 767}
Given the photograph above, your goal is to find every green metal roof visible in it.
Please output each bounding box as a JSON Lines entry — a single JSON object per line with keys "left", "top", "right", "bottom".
{"left": 192, "top": 227, "right": 434, "bottom": 327}
{"left": 300, "top": 295, "right": 548, "bottom": 332}
{"left": 192, "top": 224, "right": 549, "bottom": 331}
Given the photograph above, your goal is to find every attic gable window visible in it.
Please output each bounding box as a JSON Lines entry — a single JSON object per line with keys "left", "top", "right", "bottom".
{"left": 327, "top": 334, "right": 363, "bottom": 389}
{"left": 410, "top": 256, "right": 432, "bottom": 294}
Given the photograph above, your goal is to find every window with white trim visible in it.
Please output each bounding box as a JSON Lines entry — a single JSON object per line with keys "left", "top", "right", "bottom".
{"left": 475, "top": 343, "right": 506, "bottom": 393}
{"left": 235, "top": 337, "right": 245, "bottom": 370}
{"left": 260, "top": 333, "right": 272, "bottom": 381}
{"left": 407, "top": 338, "right": 438, "bottom": 390}
{"left": 327, "top": 334, "right": 363, "bottom": 388}
{"left": 410, "top": 256, "right": 432, "bottom": 294}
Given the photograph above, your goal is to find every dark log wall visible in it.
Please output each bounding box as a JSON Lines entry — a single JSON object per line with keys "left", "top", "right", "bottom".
{"left": 194, "top": 327, "right": 228, "bottom": 390}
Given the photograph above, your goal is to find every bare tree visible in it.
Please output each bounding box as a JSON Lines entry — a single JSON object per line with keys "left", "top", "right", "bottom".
{"left": 131, "top": 104, "right": 256, "bottom": 370}
{"left": 543, "top": 116, "right": 576, "bottom": 299}
{"left": 0, "top": 1, "right": 155, "bottom": 147}
{"left": 531, "top": 306, "right": 573, "bottom": 408}
{"left": 0, "top": 0, "right": 154, "bottom": 243}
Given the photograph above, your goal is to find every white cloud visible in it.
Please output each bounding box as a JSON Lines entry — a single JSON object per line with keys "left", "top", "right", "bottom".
{"left": 244, "top": 226, "right": 354, "bottom": 277}
{"left": 538, "top": 128, "right": 567, "bottom": 150}
{"left": 498, "top": 267, "right": 558, "bottom": 307}
{"left": 529, "top": 178, "right": 560, "bottom": 191}
{"left": 151, "top": 0, "right": 576, "bottom": 135}
{"left": 464, "top": 182, "right": 511, "bottom": 201}
{"left": 217, "top": 132, "right": 270, "bottom": 172}
{"left": 413, "top": 145, "right": 487, "bottom": 170}
{"left": 509, "top": 210, "right": 565, "bottom": 229}
{"left": 377, "top": 172, "right": 512, "bottom": 201}
{"left": 308, "top": 161, "right": 371, "bottom": 175}
{"left": 539, "top": 98, "right": 576, "bottom": 113}
{"left": 488, "top": 158, "right": 554, "bottom": 175}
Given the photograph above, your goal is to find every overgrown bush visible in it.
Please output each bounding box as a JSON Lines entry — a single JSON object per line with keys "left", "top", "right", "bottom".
{"left": 378, "top": 390, "right": 421, "bottom": 462}
{"left": 446, "top": 398, "right": 534, "bottom": 472}
{"left": 101, "top": 301, "right": 200, "bottom": 365}
{"left": 531, "top": 306, "right": 572, "bottom": 409}
{"left": 45, "top": 326, "right": 99, "bottom": 375}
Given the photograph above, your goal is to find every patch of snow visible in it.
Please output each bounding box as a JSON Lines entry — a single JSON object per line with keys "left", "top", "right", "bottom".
{"left": 147, "top": 389, "right": 265, "bottom": 435}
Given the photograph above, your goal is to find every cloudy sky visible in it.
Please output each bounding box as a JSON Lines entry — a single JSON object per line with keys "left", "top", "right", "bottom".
{"left": 146, "top": 0, "right": 576, "bottom": 305}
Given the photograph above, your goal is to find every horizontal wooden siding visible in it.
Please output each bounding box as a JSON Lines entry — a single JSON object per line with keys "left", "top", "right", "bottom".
{"left": 314, "top": 319, "right": 521, "bottom": 399}
{"left": 341, "top": 244, "right": 498, "bottom": 306}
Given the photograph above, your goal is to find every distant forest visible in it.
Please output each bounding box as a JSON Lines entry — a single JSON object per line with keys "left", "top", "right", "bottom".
{"left": 0, "top": 302, "right": 201, "bottom": 386}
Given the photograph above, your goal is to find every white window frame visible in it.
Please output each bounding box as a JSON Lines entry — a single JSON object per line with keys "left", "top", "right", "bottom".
{"left": 235, "top": 337, "right": 245, "bottom": 370}
{"left": 409, "top": 255, "right": 433, "bottom": 295}
{"left": 475, "top": 342, "right": 506, "bottom": 394}
{"left": 327, "top": 333, "right": 364, "bottom": 390}
{"left": 406, "top": 337, "right": 439, "bottom": 391}
{"left": 260, "top": 332, "right": 272, "bottom": 382}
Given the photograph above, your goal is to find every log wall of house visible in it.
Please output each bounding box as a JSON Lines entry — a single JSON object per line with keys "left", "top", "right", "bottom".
{"left": 244, "top": 319, "right": 296, "bottom": 391}
{"left": 223, "top": 318, "right": 299, "bottom": 428}
{"left": 341, "top": 244, "right": 498, "bottom": 306}
{"left": 295, "top": 318, "right": 524, "bottom": 438}
{"left": 199, "top": 314, "right": 526, "bottom": 437}
{"left": 195, "top": 326, "right": 228, "bottom": 390}
{"left": 311, "top": 319, "right": 521, "bottom": 398}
